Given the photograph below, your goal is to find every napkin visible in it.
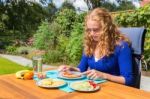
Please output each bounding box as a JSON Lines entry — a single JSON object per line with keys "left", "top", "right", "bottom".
{"left": 34, "top": 70, "right": 107, "bottom": 93}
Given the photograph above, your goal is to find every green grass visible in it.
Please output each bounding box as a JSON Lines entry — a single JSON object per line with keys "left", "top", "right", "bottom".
{"left": 0, "top": 56, "right": 32, "bottom": 75}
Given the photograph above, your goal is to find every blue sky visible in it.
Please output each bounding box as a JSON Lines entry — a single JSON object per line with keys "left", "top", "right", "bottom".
{"left": 53, "top": 0, "right": 65, "bottom": 8}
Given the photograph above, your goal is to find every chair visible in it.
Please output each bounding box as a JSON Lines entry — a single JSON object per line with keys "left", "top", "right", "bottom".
{"left": 119, "top": 27, "right": 147, "bottom": 88}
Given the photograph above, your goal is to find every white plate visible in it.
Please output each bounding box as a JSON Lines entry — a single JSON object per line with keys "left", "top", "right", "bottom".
{"left": 36, "top": 78, "right": 66, "bottom": 88}
{"left": 69, "top": 81, "right": 100, "bottom": 92}
{"left": 58, "top": 72, "right": 85, "bottom": 80}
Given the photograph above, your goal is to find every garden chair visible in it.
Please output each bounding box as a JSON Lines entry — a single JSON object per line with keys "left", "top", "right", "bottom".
{"left": 119, "top": 27, "right": 147, "bottom": 88}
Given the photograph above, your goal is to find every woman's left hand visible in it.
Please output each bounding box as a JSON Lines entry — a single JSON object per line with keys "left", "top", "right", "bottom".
{"left": 84, "top": 69, "right": 107, "bottom": 80}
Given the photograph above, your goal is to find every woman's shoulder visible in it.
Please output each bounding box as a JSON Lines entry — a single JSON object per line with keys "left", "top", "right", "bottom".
{"left": 116, "top": 40, "right": 130, "bottom": 48}
{"left": 115, "top": 40, "right": 131, "bottom": 53}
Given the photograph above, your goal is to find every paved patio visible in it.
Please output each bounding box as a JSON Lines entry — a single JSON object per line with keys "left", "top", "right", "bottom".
{"left": 0, "top": 54, "right": 150, "bottom": 92}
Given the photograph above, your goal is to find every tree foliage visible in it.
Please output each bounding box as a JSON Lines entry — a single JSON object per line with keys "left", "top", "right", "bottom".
{"left": 117, "top": 1, "right": 135, "bottom": 11}
{"left": 0, "top": 0, "right": 52, "bottom": 47}
{"left": 61, "top": 0, "right": 75, "bottom": 10}
{"left": 54, "top": 8, "right": 76, "bottom": 37}
{"left": 33, "top": 21, "right": 54, "bottom": 50}
{"left": 66, "top": 13, "right": 86, "bottom": 64}
{"left": 84, "top": 0, "right": 135, "bottom": 11}
{"left": 115, "top": 4, "right": 150, "bottom": 67}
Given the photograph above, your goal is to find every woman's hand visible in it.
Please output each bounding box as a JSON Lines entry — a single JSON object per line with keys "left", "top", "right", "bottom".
{"left": 58, "top": 65, "right": 68, "bottom": 72}
{"left": 84, "top": 69, "right": 108, "bottom": 80}
{"left": 58, "top": 65, "right": 80, "bottom": 72}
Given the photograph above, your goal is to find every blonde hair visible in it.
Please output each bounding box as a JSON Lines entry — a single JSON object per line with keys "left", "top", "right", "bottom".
{"left": 84, "top": 8, "right": 130, "bottom": 58}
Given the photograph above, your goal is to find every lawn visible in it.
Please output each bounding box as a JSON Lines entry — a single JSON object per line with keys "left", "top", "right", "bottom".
{"left": 0, "top": 56, "right": 31, "bottom": 75}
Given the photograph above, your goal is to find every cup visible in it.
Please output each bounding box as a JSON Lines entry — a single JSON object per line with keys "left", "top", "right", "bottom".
{"left": 37, "top": 72, "right": 47, "bottom": 79}
{"left": 32, "top": 56, "right": 43, "bottom": 74}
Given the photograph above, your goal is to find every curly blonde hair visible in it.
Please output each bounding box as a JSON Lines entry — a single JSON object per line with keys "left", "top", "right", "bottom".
{"left": 84, "top": 8, "right": 130, "bottom": 58}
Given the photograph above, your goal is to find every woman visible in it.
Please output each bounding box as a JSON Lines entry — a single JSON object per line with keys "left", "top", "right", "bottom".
{"left": 58, "top": 8, "right": 134, "bottom": 86}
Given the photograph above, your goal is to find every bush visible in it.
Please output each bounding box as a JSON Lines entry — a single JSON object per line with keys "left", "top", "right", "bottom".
{"left": 57, "top": 35, "right": 69, "bottom": 63}
{"left": 5, "top": 45, "right": 17, "bottom": 54}
{"left": 16, "top": 46, "right": 36, "bottom": 55}
{"left": 54, "top": 8, "right": 76, "bottom": 37}
{"left": 43, "top": 50, "right": 63, "bottom": 64}
{"left": 46, "top": 8, "right": 77, "bottom": 64}
{"left": 33, "top": 21, "right": 55, "bottom": 50}
{"left": 32, "top": 8, "right": 86, "bottom": 65}
{"left": 65, "top": 13, "right": 86, "bottom": 65}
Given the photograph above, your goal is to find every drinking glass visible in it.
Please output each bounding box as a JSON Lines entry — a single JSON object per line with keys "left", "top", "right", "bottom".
{"left": 32, "top": 56, "right": 43, "bottom": 75}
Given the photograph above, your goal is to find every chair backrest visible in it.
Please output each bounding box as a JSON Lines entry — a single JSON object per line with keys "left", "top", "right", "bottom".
{"left": 119, "top": 27, "right": 146, "bottom": 88}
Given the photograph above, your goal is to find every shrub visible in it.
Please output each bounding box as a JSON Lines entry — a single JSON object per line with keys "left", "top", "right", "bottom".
{"left": 43, "top": 50, "right": 63, "bottom": 64}
{"left": 5, "top": 45, "right": 17, "bottom": 54}
{"left": 33, "top": 21, "right": 55, "bottom": 50}
{"left": 65, "top": 13, "right": 86, "bottom": 65}
{"left": 54, "top": 8, "right": 76, "bottom": 37}
{"left": 57, "top": 35, "right": 69, "bottom": 63}
{"left": 16, "top": 46, "right": 36, "bottom": 55}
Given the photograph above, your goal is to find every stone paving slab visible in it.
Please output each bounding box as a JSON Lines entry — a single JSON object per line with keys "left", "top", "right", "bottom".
{"left": 0, "top": 54, "right": 150, "bottom": 92}
{"left": 140, "top": 76, "right": 150, "bottom": 92}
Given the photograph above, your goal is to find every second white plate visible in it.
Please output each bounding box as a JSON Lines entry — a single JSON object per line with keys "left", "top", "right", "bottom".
{"left": 69, "top": 81, "right": 100, "bottom": 92}
{"left": 57, "top": 72, "right": 85, "bottom": 80}
{"left": 36, "top": 78, "right": 66, "bottom": 88}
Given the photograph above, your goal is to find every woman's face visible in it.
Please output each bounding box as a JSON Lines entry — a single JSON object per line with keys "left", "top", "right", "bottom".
{"left": 86, "top": 20, "right": 102, "bottom": 42}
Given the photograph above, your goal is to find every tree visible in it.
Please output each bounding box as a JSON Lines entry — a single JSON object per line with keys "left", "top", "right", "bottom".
{"left": 61, "top": 0, "right": 75, "bottom": 10}
{"left": 45, "top": 2, "right": 57, "bottom": 22}
{"left": 54, "top": 8, "right": 76, "bottom": 37}
{"left": 117, "top": 1, "right": 135, "bottom": 11}
{"left": 84, "top": 0, "right": 135, "bottom": 11}
{"left": 84, "top": 0, "right": 103, "bottom": 10}
{"left": 101, "top": 2, "right": 118, "bottom": 12}
{"left": 0, "top": 0, "right": 48, "bottom": 45}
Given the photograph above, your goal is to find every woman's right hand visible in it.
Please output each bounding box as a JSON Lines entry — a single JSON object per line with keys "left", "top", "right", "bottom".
{"left": 58, "top": 65, "right": 69, "bottom": 72}
{"left": 58, "top": 65, "right": 80, "bottom": 72}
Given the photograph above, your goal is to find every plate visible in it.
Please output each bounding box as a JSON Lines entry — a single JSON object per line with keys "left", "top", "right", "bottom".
{"left": 69, "top": 81, "right": 100, "bottom": 92}
{"left": 36, "top": 78, "right": 66, "bottom": 88}
{"left": 58, "top": 71, "right": 85, "bottom": 80}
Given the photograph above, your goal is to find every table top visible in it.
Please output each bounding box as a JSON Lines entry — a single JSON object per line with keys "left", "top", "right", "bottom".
{"left": 0, "top": 72, "right": 150, "bottom": 99}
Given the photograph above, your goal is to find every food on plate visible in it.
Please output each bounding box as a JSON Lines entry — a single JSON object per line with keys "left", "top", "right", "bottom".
{"left": 41, "top": 78, "right": 53, "bottom": 86}
{"left": 61, "top": 71, "right": 81, "bottom": 78}
{"left": 39, "top": 78, "right": 65, "bottom": 87}
{"left": 70, "top": 81, "right": 99, "bottom": 91}
{"left": 16, "top": 70, "right": 30, "bottom": 79}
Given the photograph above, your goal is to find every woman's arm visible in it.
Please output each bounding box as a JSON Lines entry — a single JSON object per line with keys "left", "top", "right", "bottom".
{"left": 117, "top": 41, "right": 134, "bottom": 86}
{"left": 84, "top": 69, "right": 125, "bottom": 84}
{"left": 104, "top": 73, "right": 125, "bottom": 84}
{"left": 77, "top": 53, "right": 89, "bottom": 72}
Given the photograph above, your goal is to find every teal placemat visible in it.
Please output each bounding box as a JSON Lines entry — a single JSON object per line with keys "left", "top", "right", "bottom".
{"left": 34, "top": 70, "right": 107, "bottom": 93}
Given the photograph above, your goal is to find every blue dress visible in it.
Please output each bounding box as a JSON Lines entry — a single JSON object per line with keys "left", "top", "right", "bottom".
{"left": 78, "top": 41, "right": 134, "bottom": 86}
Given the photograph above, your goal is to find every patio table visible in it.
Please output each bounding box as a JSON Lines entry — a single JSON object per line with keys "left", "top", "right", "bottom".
{"left": 0, "top": 69, "right": 150, "bottom": 99}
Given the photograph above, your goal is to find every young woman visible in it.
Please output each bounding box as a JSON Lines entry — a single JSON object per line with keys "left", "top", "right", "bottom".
{"left": 58, "top": 8, "right": 134, "bottom": 86}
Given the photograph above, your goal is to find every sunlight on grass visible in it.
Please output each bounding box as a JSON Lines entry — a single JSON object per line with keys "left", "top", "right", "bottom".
{"left": 0, "top": 56, "right": 32, "bottom": 75}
